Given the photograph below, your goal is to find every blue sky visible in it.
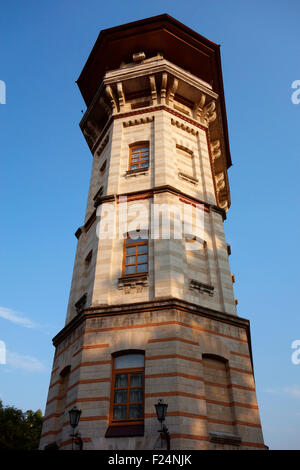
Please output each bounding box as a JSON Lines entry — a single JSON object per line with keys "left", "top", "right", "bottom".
{"left": 0, "top": 0, "right": 299, "bottom": 450}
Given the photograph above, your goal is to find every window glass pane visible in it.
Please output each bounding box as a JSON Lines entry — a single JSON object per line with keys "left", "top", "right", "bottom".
{"left": 137, "top": 245, "right": 147, "bottom": 253}
{"left": 136, "top": 235, "right": 148, "bottom": 241}
{"left": 137, "top": 263, "right": 147, "bottom": 273}
{"left": 126, "top": 237, "right": 137, "bottom": 244}
{"left": 114, "top": 390, "right": 127, "bottom": 404}
{"left": 130, "top": 389, "right": 143, "bottom": 403}
{"left": 126, "top": 256, "right": 136, "bottom": 265}
{"left": 115, "top": 374, "right": 128, "bottom": 387}
{"left": 131, "top": 164, "right": 138, "bottom": 170}
{"left": 125, "top": 265, "right": 136, "bottom": 275}
{"left": 129, "top": 405, "right": 143, "bottom": 419}
{"left": 115, "top": 354, "right": 144, "bottom": 369}
{"left": 126, "top": 246, "right": 136, "bottom": 255}
{"left": 113, "top": 405, "right": 127, "bottom": 420}
{"left": 137, "top": 254, "right": 147, "bottom": 263}
{"left": 127, "top": 234, "right": 147, "bottom": 242}
{"left": 130, "top": 373, "right": 143, "bottom": 387}
{"left": 141, "top": 162, "right": 148, "bottom": 168}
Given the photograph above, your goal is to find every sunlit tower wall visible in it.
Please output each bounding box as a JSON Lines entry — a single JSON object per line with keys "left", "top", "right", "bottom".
{"left": 40, "top": 15, "right": 266, "bottom": 450}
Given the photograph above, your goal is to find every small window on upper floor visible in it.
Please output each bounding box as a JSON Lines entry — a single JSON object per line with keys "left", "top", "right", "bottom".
{"left": 129, "top": 143, "right": 149, "bottom": 171}
{"left": 123, "top": 234, "right": 148, "bottom": 276}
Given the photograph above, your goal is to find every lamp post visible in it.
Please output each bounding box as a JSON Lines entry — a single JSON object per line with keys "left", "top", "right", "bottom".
{"left": 154, "top": 399, "right": 170, "bottom": 450}
{"left": 68, "top": 406, "right": 83, "bottom": 450}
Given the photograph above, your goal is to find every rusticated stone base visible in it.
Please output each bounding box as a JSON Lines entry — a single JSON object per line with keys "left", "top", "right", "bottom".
{"left": 39, "top": 298, "right": 266, "bottom": 450}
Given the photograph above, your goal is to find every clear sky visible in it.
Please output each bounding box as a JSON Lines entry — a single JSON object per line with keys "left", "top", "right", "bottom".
{"left": 0, "top": 0, "right": 299, "bottom": 450}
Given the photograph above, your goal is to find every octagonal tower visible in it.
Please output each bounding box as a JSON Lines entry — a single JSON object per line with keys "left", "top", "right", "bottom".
{"left": 40, "top": 14, "right": 265, "bottom": 450}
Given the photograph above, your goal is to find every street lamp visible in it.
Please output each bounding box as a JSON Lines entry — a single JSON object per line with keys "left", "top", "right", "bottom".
{"left": 154, "top": 399, "right": 170, "bottom": 450}
{"left": 68, "top": 406, "right": 83, "bottom": 450}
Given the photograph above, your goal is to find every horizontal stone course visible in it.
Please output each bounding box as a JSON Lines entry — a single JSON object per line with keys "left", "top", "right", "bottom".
{"left": 41, "top": 306, "right": 264, "bottom": 450}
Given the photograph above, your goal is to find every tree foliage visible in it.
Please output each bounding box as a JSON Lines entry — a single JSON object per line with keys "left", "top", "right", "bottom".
{"left": 0, "top": 400, "right": 43, "bottom": 450}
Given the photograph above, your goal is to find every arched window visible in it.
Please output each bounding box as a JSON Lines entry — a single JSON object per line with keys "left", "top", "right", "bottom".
{"left": 203, "top": 354, "right": 235, "bottom": 436}
{"left": 110, "top": 351, "right": 145, "bottom": 425}
{"left": 129, "top": 143, "right": 149, "bottom": 171}
{"left": 56, "top": 365, "right": 71, "bottom": 432}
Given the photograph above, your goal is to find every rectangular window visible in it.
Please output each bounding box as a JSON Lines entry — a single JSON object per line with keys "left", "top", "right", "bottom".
{"left": 129, "top": 144, "right": 149, "bottom": 171}
{"left": 123, "top": 236, "right": 148, "bottom": 276}
{"left": 110, "top": 354, "right": 144, "bottom": 425}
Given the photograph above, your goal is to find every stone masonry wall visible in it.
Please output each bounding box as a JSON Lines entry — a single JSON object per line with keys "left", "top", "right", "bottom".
{"left": 40, "top": 307, "right": 265, "bottom": 450}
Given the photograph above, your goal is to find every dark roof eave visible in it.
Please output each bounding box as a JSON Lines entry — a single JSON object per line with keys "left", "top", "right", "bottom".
{"left": 77, "top": 13, "right": 220, "bottom": 85}
{"left": 215, "top": 44, "right": 232, "bottom": 168}
{"left": 76, "top": 13, "right": 232, "bottom": 169}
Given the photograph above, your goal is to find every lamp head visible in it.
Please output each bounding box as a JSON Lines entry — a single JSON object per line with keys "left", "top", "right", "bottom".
{"left": 69, "top": 406, "right": 81, "bottom": 429}
{"left": 155, "top": 399, "right": 168, "bottom": 423}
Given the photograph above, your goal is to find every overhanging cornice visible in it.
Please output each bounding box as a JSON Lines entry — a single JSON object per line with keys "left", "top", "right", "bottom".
{"left": 76, "top": 14, "right": 232, "bottom": 169}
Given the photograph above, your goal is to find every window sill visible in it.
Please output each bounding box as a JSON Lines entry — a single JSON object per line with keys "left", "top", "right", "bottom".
{"left": 118, "top": 274, "right": 148, "bottom": 293}
{"left": 209, "top": 432, "right": 241, "bottom": 446}
{"left": 126, "top": 168, "right": 149, "bottom": 177}
{"left": 189, "top": 279, "right": 214, "bottom": 296}
{"left": 105, "top": 424, "right": 144, "bottom": 438}
{"left": 119, "top": 274, "right": 148, "bottom": 286}
{"left": 178, "top": 172, "right": 198, "bottom": 185}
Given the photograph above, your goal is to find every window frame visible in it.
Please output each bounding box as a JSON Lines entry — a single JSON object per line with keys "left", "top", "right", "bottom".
{"left": 109, "top": 352, "right": 145, "bottom": 427}
{"left": 122, "top": 235, "right": 148, "bottom": 277}
{"left": 128, "top": 143, "right": 149, "bottom": 171}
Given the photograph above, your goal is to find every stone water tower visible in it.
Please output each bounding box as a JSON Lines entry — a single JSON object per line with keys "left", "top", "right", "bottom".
{"left": 40, "top": 14, "right": 265, "bottom": 450}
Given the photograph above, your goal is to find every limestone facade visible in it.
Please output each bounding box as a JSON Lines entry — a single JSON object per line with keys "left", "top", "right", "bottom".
{"left": 40, "top": 15, "right": 265, "bottom": 450}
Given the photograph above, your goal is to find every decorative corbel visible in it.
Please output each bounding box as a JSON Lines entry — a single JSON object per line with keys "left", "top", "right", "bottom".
{"left": 149, "top": 75, "right": 157, "bottom": 105}
{"left": 160, "top": 72, "right": 167, "bottom": 104}
{"left": 219, "top": 199, "right": 229, "bottom": 212}
{"left": 193, "top": 93, "right": 206, "bottom": 120}
{"left": 202, "top": 100, "right": 217, "bottom": 123}
{"left": 167, "top": 77, "right": 179, "bottom": 104}
{"left": 210, "top": 140, "right": 222, "bottom": 162}
{"left": 117, "top": 82, "right": 125, "bottom": 111}
{"left": 105, "top": 85, "right": 117, "bottom": 113}
{"left": 215, "top": 172, "right": 226, "bottom": 191}
{"left": 215, "top": 171, "right": 228, "bottom": 212}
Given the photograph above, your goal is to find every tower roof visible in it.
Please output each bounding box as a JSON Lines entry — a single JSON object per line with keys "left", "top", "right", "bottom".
{"left": 77, "top": 14, "right": 231, "bottom": 168}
